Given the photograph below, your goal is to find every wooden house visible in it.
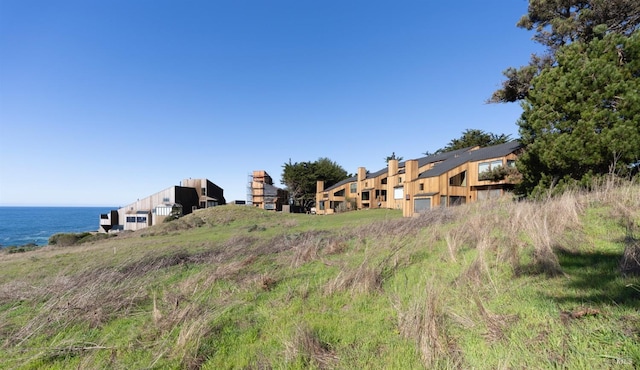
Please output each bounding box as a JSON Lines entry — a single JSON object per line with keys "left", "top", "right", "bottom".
{"left": 316, "top": 141, "right": 522, "bottom": 217}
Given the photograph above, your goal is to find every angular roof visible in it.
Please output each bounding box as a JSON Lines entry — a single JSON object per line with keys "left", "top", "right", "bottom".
{"left": 418, "top": 141, "right": 522, "bottom": 179}
{"left": 412, "top": 147, "right": 474, "bottom": 168}
{"left": 323, "top": 176, "right": 357, "bottom": 192}
{"left": 366, "top": 147, "right": 473, "bottom": 180}
{"left": 319, "top": 142, "right": 521, "bottom": 193}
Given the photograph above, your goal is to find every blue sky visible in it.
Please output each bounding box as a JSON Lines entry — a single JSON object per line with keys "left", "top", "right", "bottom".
{"left": 0, "top": 0, "right": 541, "bottom": 206}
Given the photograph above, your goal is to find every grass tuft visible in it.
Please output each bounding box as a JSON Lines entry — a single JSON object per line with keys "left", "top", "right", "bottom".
{"left": 285, "top": 323, "right": 338, "bottom": 369}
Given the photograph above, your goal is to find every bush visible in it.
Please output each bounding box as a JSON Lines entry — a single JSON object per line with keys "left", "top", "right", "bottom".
{"left": 3, "top": 243, "right": 40, "bottom": 254}
{"left": 48, "top": 232, "right": 109, "bottom": 246}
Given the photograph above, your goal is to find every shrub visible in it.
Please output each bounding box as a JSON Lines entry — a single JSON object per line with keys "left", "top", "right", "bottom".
{"left": 48, "top": 232, "right": 108, "bottom": 246}
{"left": 3, "top": 243, "right": 40, "bottom": 254}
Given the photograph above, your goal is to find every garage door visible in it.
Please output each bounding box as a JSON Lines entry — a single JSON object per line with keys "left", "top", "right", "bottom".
{"left": 414, "top": 198, "right": 431, "bottom": 213}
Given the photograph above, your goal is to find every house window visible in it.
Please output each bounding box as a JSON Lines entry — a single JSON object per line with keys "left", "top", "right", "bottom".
{"left": 449, "top": 171, "right": 467, "bottom": 187}
{"left": 334, "top": 189, "right": 345, "bottom": 197}
{"left": 419, "top": 183, "right": 424, "bottom": 191}
{"left": 381, "top": 178, "right": 387, "bottom": 185}
{"left": 375, "top": 189, "right": 387, "bottom": 202}
{"left": 361, "top": 191, "right": 370, "bottom": 201}
{"left": 440, "top": 195, "right": 447, "bottom": 207}
{"left": 202, "top": 187, "right": 207, "bottom": 196}
{"left": 136, "top": 216, "right": 147, "bottom": 223}
{"left": 507, "top": 160, "right": 516, "bottom": 168}
{"left": 399, "top": 177, "right": 403, "bottom": 184}
{"left": 350, "top": 183, "right": 357, "bottom": 194}
{"left": 478, "top": 189, "right": 502, "bottom": 200}
{"left": 319, "top": 201, "right": 325, "bottom": 210}
{"left": 163, "top": 197, "right": 170, "bottom": 202}
{"left": 126, "top": 216, "right": 136, "bottom": 223}
{"left": 449, "top": 196, "right": 466, "bottom": 206}
{"left": 394, "top": 187, "right": 403, "bottom": 200}
{"left": 478, "top": 160, "right": 503, "bottom": 180}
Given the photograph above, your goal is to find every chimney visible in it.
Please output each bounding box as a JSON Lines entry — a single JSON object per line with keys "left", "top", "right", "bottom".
{"left": 388, "top": 159, "right": 398, "bottom": 177}
{"left": 316, "top": 180, "right": 325, "bottom": 193}
{"left": 357, "top": 167, "right": 367, "bottom": 182}
{"left": 405, "top": 160, "right": 418, "bottom": 182}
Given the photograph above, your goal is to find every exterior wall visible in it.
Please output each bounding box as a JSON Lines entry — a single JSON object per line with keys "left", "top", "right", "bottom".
{"left": 118, "top": 186, "right": 179, "bottom": 229}
{"left": 98, "top": 210, "right": 119, "bottom": 233}
{"left": 111, "top": 180, "right": 218, "bottom": 232}
{"left": 252, "top": 181, "right": 266, "bottom": 209}
{"left": 182, "top": 178, "right": 226, "bottom": 207}
{"left": 251, "top": 170, "right": 288, "bottom": 211}
{"left": 316, "top": 180, "right": 351, "bottom": 215}
{"left": 252, "top": 170, "right": 273, "bottom": 185}
{"left": 403, "top": 153, "right": 519, "bottom": 216}
{"left": 123, "top": 211, "right": 151, "bottom": 231}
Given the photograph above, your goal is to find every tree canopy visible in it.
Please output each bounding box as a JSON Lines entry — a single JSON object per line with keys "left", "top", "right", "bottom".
{"left": 385, "top": 152, "right": 403, "bottom": 163}
{"left": 281, "top": 158, "right": 348, "bottom": 209}
{"left": 490, "top": 0, "right": 640, "bottom": 103}
{"left": 434, "top": 129, "right": 511, "bottom": 154}
{"left": 516, "top": 30, "right": 640, "bottom": 196}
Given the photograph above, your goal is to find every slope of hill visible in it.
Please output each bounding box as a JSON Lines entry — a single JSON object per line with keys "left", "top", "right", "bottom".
{"left": 1, "top": 182, "right": 639, "bottom": 369}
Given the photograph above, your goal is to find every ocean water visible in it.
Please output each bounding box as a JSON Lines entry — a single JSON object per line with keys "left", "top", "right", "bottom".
{"left": 0, "top": 207, "right": 115, "bottom": 247}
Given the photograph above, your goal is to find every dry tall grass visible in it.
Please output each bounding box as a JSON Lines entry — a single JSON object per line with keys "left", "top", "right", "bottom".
{"left": 284, "top": 323, "right": 338, "bottom": 369}
{"left": 395, "top": 281, "right": 461, "bottom": 368}
{"left": 2, "top": 181, "right": 638, "bottom": 368}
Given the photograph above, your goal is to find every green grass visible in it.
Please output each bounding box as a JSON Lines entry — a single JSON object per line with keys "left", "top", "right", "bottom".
{"left": 1, "top": 184, "right": 639, "bottom": 369}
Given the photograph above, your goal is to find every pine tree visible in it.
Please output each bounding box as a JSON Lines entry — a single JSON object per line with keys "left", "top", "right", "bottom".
{"left": 517, "top": 30, "right": 640, "bottom": 196}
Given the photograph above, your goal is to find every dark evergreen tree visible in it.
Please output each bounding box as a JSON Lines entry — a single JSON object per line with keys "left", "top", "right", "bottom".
{"left": 517, "top": 30, "right": 640, "bottom": 196}
{"left": 281, "top": 157, "right": 348, "bottom": 209}
{"left": 490, "top": 0, "right": 640, "bottom": 103}
{"left": 436, "top": 129, "right": 511, "bottom": 153}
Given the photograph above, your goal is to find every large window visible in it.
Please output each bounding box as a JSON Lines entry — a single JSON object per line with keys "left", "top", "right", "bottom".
{"left": 477, "top": 189, "right": 502, "bottom": 200}
{"left": 361, "top": 191, "right": 370, "bottom": 201}
{"left": 333, "top": 189, "right": 345, "bottom": 197}
{"left": 350, "top": 183, "right": 357, "bottom": 194}
{"left": 394, "top": 187, "right": 403, "bottom": 200}
{"left": 449, "top": 171, "right": 467, "bottom": 187}
{"left": 478, "top": 160, "right": 503, "bottom": 181}
{"left": 449, "top": 196, "right": 466, "bottom": 206}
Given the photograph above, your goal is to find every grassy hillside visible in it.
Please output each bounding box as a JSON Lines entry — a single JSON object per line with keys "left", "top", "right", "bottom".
{"left": 1, "top": 182, "right": 639, "bottom": 369}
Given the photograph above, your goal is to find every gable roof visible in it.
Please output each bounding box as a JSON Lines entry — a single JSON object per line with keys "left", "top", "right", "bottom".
{"left": 323, "top": 176, "right": 357, "bottom": 192}
{"left": 319, "top": 142, "right": 521, "bottom": 193}
{"left": 418, "top": 141, "right": 522, "bottom": 179}
{"left": 366, "top": 147, "right": 473, "bottom": 180}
